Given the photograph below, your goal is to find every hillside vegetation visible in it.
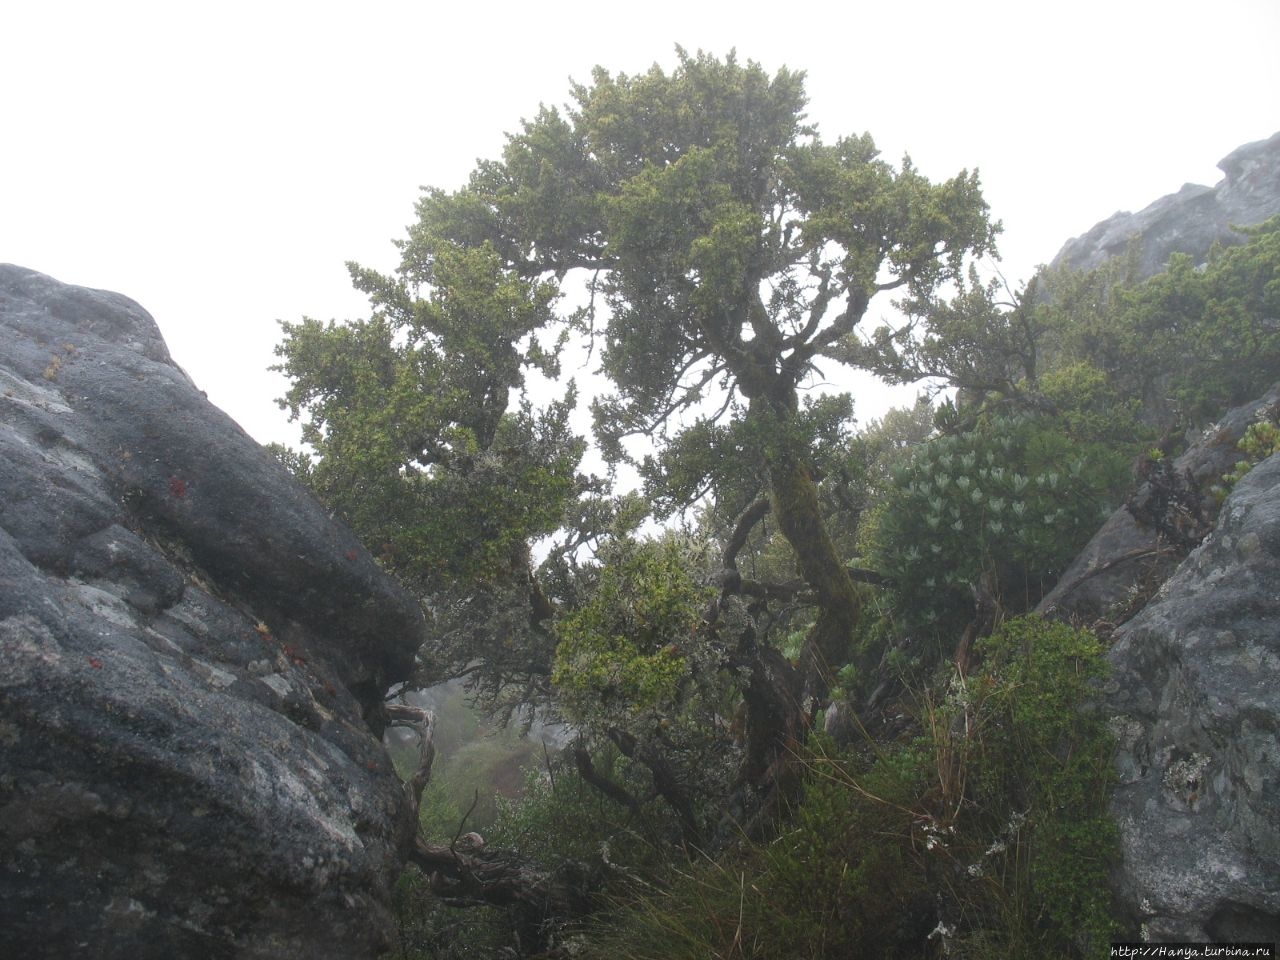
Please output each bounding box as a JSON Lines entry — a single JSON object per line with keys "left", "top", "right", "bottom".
{"left": 271, "top": 51, "right": 1280, "bottom": 958}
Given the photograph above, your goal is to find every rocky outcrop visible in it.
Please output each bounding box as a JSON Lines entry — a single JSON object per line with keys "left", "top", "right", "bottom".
{"left": 1050, "top": 131, "right": 1280, "bottom": 278}
{"left": 1036, "top": 133, "right": 1280, "bottom": 943}
{"left": 1037, "top": 384, "right": 1280, "bottom": 625}
{"left": 1103, "top": 450, "right": 1280, "bottom": 943}
{"left": 0, "top": 265, "right": 426, "bottom": 958}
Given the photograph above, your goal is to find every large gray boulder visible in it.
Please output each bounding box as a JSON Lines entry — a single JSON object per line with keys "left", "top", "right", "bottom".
{"left": 1104, "top": 451, "right": 1280, "bottom": 943}
{"left": 1038, "top": 384, "right": 1280, "bottom": 625}
{"left": 0, "top": 265, "right": 426, "bottom": 958}
{"left": 1050, "top": 130, "right": 1280, "bottom": 279}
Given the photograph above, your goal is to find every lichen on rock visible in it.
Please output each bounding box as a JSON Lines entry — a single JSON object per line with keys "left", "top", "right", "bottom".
{"left": 0, "top": 264, "right": 425, "bottom": 959}
{"left": 1105, "top": 451, "right": 1280, "bottom": 943}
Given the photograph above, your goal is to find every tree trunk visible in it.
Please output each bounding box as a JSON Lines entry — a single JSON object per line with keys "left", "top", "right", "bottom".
{"left": 767, "top": 450, "right": 862, "bottom": 704}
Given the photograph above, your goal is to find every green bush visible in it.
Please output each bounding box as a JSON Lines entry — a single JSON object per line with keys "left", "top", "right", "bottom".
{"left": 488, "top": 754, "right": 684, "bottom": 875}
{"left": 552, "top": 536, "right": 717, "bottom": 726}
{"left": 390, "top": 867, "right": 514, "bottom": 960}
{"left": 1037, "top": 360, "right": 1147, "bottom": 448}
{"left": 577, "top": 735, "right": 933, "bottom": 960}
{"left": 945, "top": 616, "right": 1121, "bottom": 957}
{"left": 867, "top": 414, "right": 1128, "bottom": 642}
{"left": 1217, "top": 414, "right": 1280, "bottom": 497}
{"left": 576, "top": 616, "right": 1120, "bottom": 959}
{"left": 1037, "top": 215, "right": 1280, "bottom": 431}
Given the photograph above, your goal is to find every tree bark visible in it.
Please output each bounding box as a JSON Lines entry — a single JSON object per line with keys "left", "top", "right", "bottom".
{"left": 767, "top": 450, "right": 862, "bottom": 704}
{"left": 386, "top": 702, "right": 436, "bottom": 812}
{"left": 735, "top": 626, "right": 804, "bottom": 790}
{"left": 572, "top": 741, "right": 641, "bottom": 815}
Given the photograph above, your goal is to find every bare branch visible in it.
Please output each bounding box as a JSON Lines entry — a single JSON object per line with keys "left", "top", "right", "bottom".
{"left": 722, "top": 497, "right": 772, "bottom": 575}
{"left": 386, "top": 702, "right": 436, "bottom": 812}
{"left": 782, "top": 263, "right": 834, "bottom": 350}
{"left": 607, "top": 728, "right": 703, "bottom": 848}
{"left": 610, "top": 354, "right": 726, "bottom": 441}
{"left": 847, "top": 567, "right": 892, "bottom": 587}
{"left": 788, "top": 284, "right": 871, "bottom": 373}
{"left": 572, "top": 741, "right": 641, "bottom": 814}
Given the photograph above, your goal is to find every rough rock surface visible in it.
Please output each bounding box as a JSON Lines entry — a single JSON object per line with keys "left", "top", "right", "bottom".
{"left": 1103, "top": 451, "right": 1280, "bottom": 943}
{"left": 1038, "top": 383, "right": 1280, "bottom": 625}
{"left": 1050, "top": 131, "right": 1280, "bottom": 278}
{"left": 0, "top": 265, "right": 426, "bottom": 958}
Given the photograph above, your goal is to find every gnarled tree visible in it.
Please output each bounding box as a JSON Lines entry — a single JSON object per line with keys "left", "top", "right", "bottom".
{"left": 275, "top": 49, "right": 998, "bottom": 905}
{"left": 396, "top": 48, "right": 995, "bottom": 701}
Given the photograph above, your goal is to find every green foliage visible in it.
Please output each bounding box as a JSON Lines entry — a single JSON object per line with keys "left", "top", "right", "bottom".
{"left": 553, "top": 537, "right": 714, "bottom": 725}
{"left": 488, "top": 757, "right": 682, "bottom": 875}
{"left": 809, "top": 396, "right": 937, "bottom": 570}
{"left": 640, "top": 393, "right": 854, "bottom": 522}
{"left": 579, "top": 616, "right": 1119, "bottom": 959}
{"left": 867, "top": 413, "right": 1128, "bottom": 639}
{"left": 865, "top": 214, "right": 1280, "bottom": 457}
{"left": 758, "top": 740, "right": 934, "bottom": 957}
{"left": 273, "top": 240, "right": 596, "bottom": 704}
{"left": 1036, "top": 360, "right": 1147, "bottom": 448}
{"left": 861, "top": 266, "right": 1037, "bottom": 402}
{"left": 269, "top": 45, "right": 1181, "bottom": 958}
{"left": 398, "top": 46, "right": 995, "bottom": 715}
{"left": 578, "top": 736, "right": 932, "bottom": 960}
{"left": 1038, "top": 215, "right": 1280, "bottom": 431}
{"left": 391, "top": 868, "right": 514, "bottom": 960}
{"left": 954, "top": 616, "right": 1121, "bottom": 955}
{"left": 548, "top": 534, "right": 741, "bottom": 850}
{"left": 1219, "top": 414, "right": 1280, "bottom": 493}
{"left": 276, "top": 47, "right": 997, "bottom": 726}
{"left": 274, "top": 292, "right": 583, "bottom": 590}
{"left": 1113, "top": 219, "right": 1280, "bottom": 423}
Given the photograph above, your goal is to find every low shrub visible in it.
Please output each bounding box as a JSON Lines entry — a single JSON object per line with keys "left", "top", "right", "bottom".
{"left": 577, "top": 616, "right": 1120, "bottom": 959}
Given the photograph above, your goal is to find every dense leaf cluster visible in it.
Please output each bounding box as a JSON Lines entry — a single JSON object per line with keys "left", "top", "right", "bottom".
{"left": 868, "top": 412, "right": 1128, "bottom": 637}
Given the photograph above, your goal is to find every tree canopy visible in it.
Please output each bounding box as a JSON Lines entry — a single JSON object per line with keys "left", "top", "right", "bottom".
{"left": 379, "top": 49, "right": 983, "bottom": 689}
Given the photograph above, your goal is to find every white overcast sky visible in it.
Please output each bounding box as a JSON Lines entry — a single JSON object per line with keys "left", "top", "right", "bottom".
{"left": 4, "top": 0, "right": 1278, "bottom": 447}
